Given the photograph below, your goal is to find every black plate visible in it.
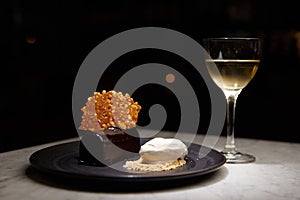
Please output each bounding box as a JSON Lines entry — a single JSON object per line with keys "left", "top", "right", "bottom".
{"left": 29, "top": 140, "right": 226, "bottom": 183}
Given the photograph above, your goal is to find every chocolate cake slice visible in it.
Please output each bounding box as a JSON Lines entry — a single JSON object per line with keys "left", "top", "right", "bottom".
{"left": 79, "top": 127, "right": 140, "bottom": 166}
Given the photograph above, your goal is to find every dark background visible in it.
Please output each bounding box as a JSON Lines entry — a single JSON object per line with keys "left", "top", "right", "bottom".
{"left": 1, "top": 0, "right": 300, "bottom": 152}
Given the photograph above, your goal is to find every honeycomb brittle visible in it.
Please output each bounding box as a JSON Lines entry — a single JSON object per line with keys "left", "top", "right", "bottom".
{"left": 79, "top": 90, "right": 141, "bottom": 131}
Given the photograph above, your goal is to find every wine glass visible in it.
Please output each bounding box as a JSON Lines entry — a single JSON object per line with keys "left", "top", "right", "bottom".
{"left": 203, "top": 37, "right": 262, "bottom": 163}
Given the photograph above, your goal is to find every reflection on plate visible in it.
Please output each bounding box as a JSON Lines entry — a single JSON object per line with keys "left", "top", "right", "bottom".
{"left": 29, "top": 139, "right": 226, "bottom": 183}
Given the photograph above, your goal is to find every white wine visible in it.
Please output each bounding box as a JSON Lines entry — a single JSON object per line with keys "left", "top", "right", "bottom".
{"left": 205, "top": 59, "right": 259, "bottom": 91}
{"left": 203, "top": 38, "right": 260, "bottom": 163}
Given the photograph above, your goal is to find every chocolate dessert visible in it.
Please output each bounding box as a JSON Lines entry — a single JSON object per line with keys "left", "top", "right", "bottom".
{"left": 79, "top": 127, "right": 140, "bottom": 166}
{"left": 78, "top": 90, "right": 142, "bottom": 166}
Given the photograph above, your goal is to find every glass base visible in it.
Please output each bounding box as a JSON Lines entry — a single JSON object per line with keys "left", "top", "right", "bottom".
{"left": 221, "top": 151, "right": 256, "bottom": 164}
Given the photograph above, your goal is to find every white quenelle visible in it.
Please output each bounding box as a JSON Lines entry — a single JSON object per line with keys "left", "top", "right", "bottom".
{"left": 139, "top": 137, "right": 188, "bottom": 164}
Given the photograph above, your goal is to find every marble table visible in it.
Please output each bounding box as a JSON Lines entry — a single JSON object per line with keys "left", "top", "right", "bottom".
{"left": 1, "top": 131, "right": 300, "bottom": 200}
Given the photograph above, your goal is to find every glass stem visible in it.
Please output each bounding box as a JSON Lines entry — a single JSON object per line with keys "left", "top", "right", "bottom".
{"left": 224, "top": 93, "right": 240, "bottom": 154}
